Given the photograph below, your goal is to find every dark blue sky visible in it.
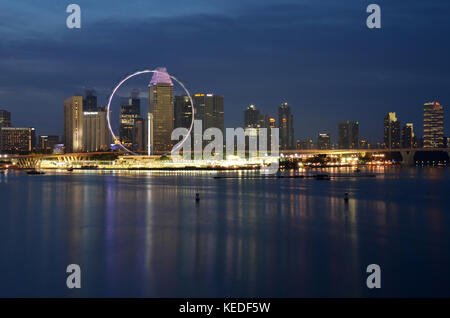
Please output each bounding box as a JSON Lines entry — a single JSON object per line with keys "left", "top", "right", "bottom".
{"left": 1, "top": 0, "right": 449, "bottom": 144}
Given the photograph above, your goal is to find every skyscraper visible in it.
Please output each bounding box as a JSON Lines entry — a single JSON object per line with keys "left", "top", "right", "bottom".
{"left": 148, "top": 67, "right": 174, "bottom": 153}
{"left": 0, "top": 127, "right": 36, "bottom": 154}
{"left": 338, "top": 121, "right": 359, "bottom": 149}
{"left": 261, "top": 115, "right": 276, "bottom": 130}
{"left": 244, "top": 105, "right": 261, "bottom": 128}
{"left": 0, "top": 110, "right": 11, "bottom": 128}
{"left": 401, "top": 123, "right": 414, "bottom": 149}
{"left": 424, "top": 101, "right": 444, "bottom": 148}
{"left": 384, "top": 112, "right": 401, "bottom": 149}
{"left": 192, "top": 93, "right": 224, "bottom": 133}
{"left": 38, "top": 135, "right": 59, "bottom": 153}
{"left": 64, "top": 96, "right": 83, "bottom": 153}
{"left": 129, "top": 88, "right": 141, "bottom": 115}
{"left": 317, "top": 133, "right": 331, "bottom": 150}
{"left": 119, "top": 90, "right": 146, "bottom": 152}
{"left": 83, "top": 107, "right": 111, "bottom": 152}
{"left": 83, "top": 89, "right": 98, "bottom": 112}
{"left": 174, "top": 95, "right": 193, "bottom": 130}
{"left": 278, "top": 102, "right": 294, "bottom": 150}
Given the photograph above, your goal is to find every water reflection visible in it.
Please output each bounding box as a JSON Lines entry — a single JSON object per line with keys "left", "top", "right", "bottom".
{"left": 0, "top": 168, "right": 449, "bottom": 297}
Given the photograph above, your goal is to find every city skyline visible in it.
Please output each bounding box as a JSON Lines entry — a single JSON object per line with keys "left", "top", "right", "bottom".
{"left": 0, "top": 89, "right": 447, "bottom": 153}
{"left": 1, "top": 1, "right": 450, "bottom": 141}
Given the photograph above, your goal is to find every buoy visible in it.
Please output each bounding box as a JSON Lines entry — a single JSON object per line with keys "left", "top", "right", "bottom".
{"left": 195, "top": 192, "right": 200, "bottom": 201}
{"left": 344, "top": 192, "right": 349, "bottom": 202}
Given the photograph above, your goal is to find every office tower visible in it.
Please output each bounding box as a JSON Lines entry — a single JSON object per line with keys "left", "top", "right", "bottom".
{"left": 83, "top": 89, "right": 98, "bottom": 112}
{"left": 278, "top": 102, "right": 294, "bottom": 150}
{"left": 244, "top": 104, "right": 261, "bottom": 128}
{"left": 317, "top": 133, "right": 331, "bottom": 150}
{"left": 338, "top": 121, "right": 359, "bottom": 149}
{"left": 134, "top": 117, "right": 146, "bottom": 152}
{"left": 147, "top": 113, "right": 153, "bottom": 155}
{"left": 263, "top": 116, "right": 276, "bottom": 151}
{"left": 148, "top": 67, "right": 174, "bottom": 153}
{"left": 119, "top": 90, "right": 145, "bottom": 152}
{"left": 174, "top": 95, "right": 193, "bottom": 129}
{"left": 268, "top": 116, "right": 276, "bottom": 129}
{"left": 64, "top": 96, "right": 83, "bottom": 153}
{"left": 129, "top": 88, "right": 141, "bottom": 114}
{"left": 0, "top": 127, "right": 36, "bottom": 154}
{"left": 193, "top": 93, "right": 224, "bottom": 133}
{"left": 401, "top": 123, "right": 414, "bottom": 149}
{"left": 424, "top": 101, "right": 444, "bottom": 148}
{"left": 384, "top": 112, "right": 401, "bottom": 149}
{"left": 0, "top": 110, "right": 11, "bottom": 128}
{"left": 38, "top": 135, "right": 59, "bottom": 152}
{"left": 83, "top": 107, "right": 111, "bottom": 152}
{"left": 120, "top": 102, "right": 139, "bottom": 148}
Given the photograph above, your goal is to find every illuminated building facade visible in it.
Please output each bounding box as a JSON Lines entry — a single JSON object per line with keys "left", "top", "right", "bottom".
{"left": 193, "top": 93, "right": 224, "bottom": 133}
{"left": 384, "top": 112, "right": 401, "bottom": 149}
{"left": 317, "top": 133, "right": 331, "bottom": 150}
{"left": 148, "top": 67, "right": 174, "bottom": 153}
{"left": 244, "top": 104, "right": 261, "bottom": 128}
{"left": 83, "top": 89, "right": 98, "bottom": 112}
{"left": 38, "top": 135, "right": 59, "bottom": 152}
{"left": 0, "top": 127, "right": 36, "bottom": 154}
{"left": 338, "top": 121, "right": 359, "bottom": 149}
{"left": 401, "top": 123, "right": 415, "bottom": 149}
{"left": 64, "top": 96, "right": 83, "bottom": 153}
{"left": 423, "top": 101, "right": 444, "bottom": 148}
{"left": 278, "top": 102, "right": 294, "bottom": 150}
{"left": 119, "top": 90, "right": 146, "bottom": 152}
{"left": 0, "top": 110, "right": 11, "bottom": 128}
{"left": 83, "top": 108, "right": 111, "bottom": 152}
{"left": 174, "top": 95, "right": 193, "bottom": 129}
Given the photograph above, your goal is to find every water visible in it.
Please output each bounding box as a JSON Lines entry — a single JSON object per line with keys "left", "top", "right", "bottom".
{"left": 0, "top": 167, "right": 449, "bottom": 297}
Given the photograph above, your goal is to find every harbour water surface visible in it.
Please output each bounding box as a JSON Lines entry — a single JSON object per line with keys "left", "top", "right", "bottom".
{"left": 0, "top": 167, "right": 449, "bottom": 297}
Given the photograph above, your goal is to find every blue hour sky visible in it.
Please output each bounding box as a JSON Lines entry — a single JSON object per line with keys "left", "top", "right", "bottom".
{"left": 0, "top": 0, "right": 449, "bottom": 143}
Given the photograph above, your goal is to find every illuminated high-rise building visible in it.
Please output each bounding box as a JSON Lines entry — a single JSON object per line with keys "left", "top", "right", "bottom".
{"left": 317, "top": 133, "right": 331, "bottom": 150}
{"left": 278, "top": 102, "right": 294, "bottom": 150}
{"left": 128, "top": 88, "right": 141, "bottom": 115}
{"left": 244, "top": 104, "right": 261, "bottom": 128}
{"left": 83, "top": 89, "right": 98, "bottom": 112}
{"left": 119, "top": 90, "right": 146, "bottom": 152}
{"left": 0, "top": 110, "right": 11, "bottom": 128}
{"left": 148, "top": 67, "right": 174, "bottom": 153}
{"left": 83, "top": 107, "right": 111, "bottom": 152}
{"left": 38, "top": 135, "right": 59, "bottom": 152}
{"left": 0, "top": 127, "right": 36, "bottom": 154}
{"left": 120, "top": 103, "right": 139, "bottom": 149}
{"left": 401, "top": 123, "right": 414, "bottom": 149}
{"left": 423, "top": 101, "right": 444, "bottom": 148}
{"left": 338, "top": 121, "right": 359, "bottom": 149}
{"left": 193, "top": 93, "right": 224, "bottom": 133}
{"left": 174, "top": 95, "right": 193, "bottom": 129}
{"left": 64, "top": 96, "right": 83, "bottom": 153}
{"left": 384, "top": 112, "right": 401, "bottom": 149}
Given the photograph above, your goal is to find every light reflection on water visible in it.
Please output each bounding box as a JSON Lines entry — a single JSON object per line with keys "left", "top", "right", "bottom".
{"left": 0, "top": 167, "right": 449, "bottom": 297}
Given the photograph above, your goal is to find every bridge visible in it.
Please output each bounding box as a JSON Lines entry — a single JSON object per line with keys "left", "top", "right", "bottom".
{"left": 3, "top": 148, "right": 450, "bottom": 168}
{"left": 280, "top": 148, "right": 450, "bottom": 165}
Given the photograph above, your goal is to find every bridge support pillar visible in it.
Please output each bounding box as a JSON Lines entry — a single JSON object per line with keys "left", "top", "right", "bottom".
{"left": 400, "top": 150, "right": 416, "bottom": 166}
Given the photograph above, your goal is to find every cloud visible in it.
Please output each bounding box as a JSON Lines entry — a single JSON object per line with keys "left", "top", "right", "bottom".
{"left": 0, "top": 0, "right": 449, "bottom": 139}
